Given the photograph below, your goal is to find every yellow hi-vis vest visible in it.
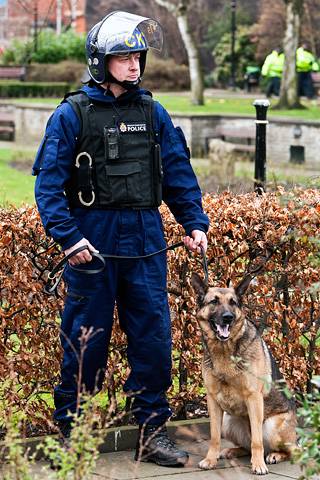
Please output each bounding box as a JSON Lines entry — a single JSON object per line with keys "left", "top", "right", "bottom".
{"left": 296, "top": 47, "right": 319, "bottom": 73}
{"left": 261, "top": 51, "right": 285, "bottom": 78}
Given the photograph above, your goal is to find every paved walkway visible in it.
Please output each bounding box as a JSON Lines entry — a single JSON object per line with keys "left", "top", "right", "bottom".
{"left": 27, "top": 437, "right": 302, "bottom": 480}
{"left": 0, "top": 418, "right": 305, "bottom": 479}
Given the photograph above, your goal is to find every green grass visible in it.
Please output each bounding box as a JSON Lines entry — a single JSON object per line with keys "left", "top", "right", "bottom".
{"left": 235, "top": 160, "right": 320, "bottom": 186}
{"left": 10, "top": 97, "right": 59, "bottom": 105}
{"left": 192, "top": 157, "right": 320, "bottom": 190}
{"left": 0, "top": 148, "right": 35, "bottom": 206}
{"left": 7, "top": 94, "right": 320, "bottom": 120}
{"left": 153, "top": 94, "right": 320, "bottom": 120}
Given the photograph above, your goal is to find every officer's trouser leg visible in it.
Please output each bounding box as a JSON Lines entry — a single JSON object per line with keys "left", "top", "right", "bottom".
{"left": 273, "top": 76, "right": 281, "bottom": 96}
{"left": 305, "top": 72, "right": 315, "bottom": 99}
{"left": 117, "top": 253, "right": 172, "bottom": 426}
{"left": 53, "top": 263, "right": 117, "bottom": 424}
{"left": 298, "top": 73, "right": 303, "bottom": 96}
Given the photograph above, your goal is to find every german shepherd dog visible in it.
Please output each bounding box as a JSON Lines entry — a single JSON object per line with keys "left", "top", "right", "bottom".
{"left": 191, "top": 273, "right": 297, "bottom": 475}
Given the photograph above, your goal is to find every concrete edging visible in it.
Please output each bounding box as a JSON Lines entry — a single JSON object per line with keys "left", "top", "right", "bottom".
{"left": 1, "top": 417, "right": 210, "bottom": 458}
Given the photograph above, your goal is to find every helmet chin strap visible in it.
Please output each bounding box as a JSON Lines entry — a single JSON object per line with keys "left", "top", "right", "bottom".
{"left": 106, "top": 72, "right": 141, "bottom": 90}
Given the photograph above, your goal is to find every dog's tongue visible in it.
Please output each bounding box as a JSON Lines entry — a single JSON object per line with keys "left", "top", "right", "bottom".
{"left": 217, "top": 324, "right": 230, "bottom": 338}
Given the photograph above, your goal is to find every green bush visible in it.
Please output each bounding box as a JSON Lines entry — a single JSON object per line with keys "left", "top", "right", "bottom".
{"left": 0, "top": 81, "right": 70, "bottom": 98}
{"left": 31, "top": 30, "right": 86, "bottom": 64}
{"left": 1, "top": 29, "right": 86, "bottom": 65}
{"left": 212, "top": 25, "right": 258, "bottom": 88}
{"left": 1, "top": 40, "right": 34, "bottom": 66}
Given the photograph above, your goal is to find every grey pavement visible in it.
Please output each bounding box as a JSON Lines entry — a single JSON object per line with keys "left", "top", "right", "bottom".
{"left": 28, "top": 438, "right": 302, "bottom": 480}
{"left": 14, "top": 419, "right": 303, "bottom": 480}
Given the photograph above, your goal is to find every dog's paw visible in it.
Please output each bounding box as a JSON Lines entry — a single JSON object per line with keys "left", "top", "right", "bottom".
{"left": 251, "top": 461, "right": 269, "bottom": 475}
{"left": 266, "top": 452, "right": 287, "bottom": 464}
{"left": 198, "top": 457, "right": 218, "bottom": 470}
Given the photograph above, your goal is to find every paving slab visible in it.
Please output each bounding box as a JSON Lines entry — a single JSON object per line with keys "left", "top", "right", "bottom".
{"left": 20, "top": 437, "right": 302, "bottom": 480}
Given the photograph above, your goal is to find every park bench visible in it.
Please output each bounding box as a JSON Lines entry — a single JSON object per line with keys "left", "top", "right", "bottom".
{"left": 0, "top": 112, "right": 15, "bottom": 140}
{"left": 0, "top": 65, "right": 26, "bottom": 81}
{"left": 211, "top": 124, "right": 255, "bottom": 155}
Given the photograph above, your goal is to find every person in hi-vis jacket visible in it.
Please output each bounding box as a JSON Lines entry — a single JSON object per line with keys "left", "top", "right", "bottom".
{"left": 296, "top": 43, "right": 319, "bottom": 99}
{"left": 261, "top": 47, "right": 284, "bottom": 97}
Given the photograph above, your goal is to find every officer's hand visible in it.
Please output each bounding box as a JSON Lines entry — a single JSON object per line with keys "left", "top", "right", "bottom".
{"left": 183, "top": 230, "right": 207, "bottom": 254}
{"left": 64, "top": 238, "right": 99, "bottom": 266}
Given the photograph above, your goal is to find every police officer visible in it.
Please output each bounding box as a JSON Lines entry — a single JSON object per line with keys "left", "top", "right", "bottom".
{"left": 261, "top": 47, "right": 284, "bottom": 98}
{"left": 33, "top": 11, "right": 209, "bottom": 467}
{"left": 296, "top": 43, "right": 319, "bottom": 99}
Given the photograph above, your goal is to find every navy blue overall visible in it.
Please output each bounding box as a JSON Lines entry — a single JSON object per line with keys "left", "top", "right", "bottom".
{"left": 33, "top": 85, "right": 209, "bottom": 426}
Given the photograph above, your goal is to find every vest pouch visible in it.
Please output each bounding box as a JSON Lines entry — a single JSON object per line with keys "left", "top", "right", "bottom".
{"left": 105, "top": 161, "right": 142, "bottom": 205}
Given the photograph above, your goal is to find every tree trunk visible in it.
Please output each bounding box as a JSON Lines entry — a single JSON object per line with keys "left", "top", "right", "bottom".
{"left": 153, "top": 0, "right": 204, "bottom": 105}
{"left": 176, "top": 6, "right": 204, "bottom": 104}
{"left": 276, "top": 0, "right": 303, "bottom": 109}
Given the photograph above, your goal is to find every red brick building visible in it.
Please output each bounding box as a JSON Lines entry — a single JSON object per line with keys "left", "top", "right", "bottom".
{"left": 0, "top": 0, "right": 86, "bottom": 48}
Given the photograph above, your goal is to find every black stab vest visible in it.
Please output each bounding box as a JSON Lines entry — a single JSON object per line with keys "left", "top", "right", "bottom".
{"left": 64, "top": 91, "right": 163, "bottom": 209}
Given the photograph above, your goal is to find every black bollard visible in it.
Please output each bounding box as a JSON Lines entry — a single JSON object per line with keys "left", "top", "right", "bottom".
{"left": 253, "top": 99, "right": 270, "bottom": 192}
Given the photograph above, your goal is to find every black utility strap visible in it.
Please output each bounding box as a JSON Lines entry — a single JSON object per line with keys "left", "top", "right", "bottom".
{"left": 77, "top": 160, "right": 93, "bottom": 193}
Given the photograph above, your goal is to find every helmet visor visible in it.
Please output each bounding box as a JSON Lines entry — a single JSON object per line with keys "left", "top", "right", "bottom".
{"left": 95, "top": 11, "right": 163, "bottom": 55}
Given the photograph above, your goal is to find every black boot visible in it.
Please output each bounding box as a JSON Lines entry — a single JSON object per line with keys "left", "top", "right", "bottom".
{"left": 134, "top": 424, "right": 189, "bottom": 467}
{"left": 58, "top": 421, "right": 72, "bottom": 440}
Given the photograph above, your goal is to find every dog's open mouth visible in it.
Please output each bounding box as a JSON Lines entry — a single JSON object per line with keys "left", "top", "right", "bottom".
{"left": 215, "top": 324, "right": 231, "bottom": 341}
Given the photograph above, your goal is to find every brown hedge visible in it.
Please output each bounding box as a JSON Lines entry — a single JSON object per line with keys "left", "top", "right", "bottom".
{"left": 24, "top": 56, "right": 190, "bottom": 92}
{"left": 1, "top": 189, "right": 320, "bottom": 429}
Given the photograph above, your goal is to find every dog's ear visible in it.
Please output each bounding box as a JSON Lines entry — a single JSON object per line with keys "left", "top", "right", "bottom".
{"left": 235, "top": 274, "right": 252, "bottom": 300}
{"left": 190, "top": 272, "right": 207, "bottom": 305}
{"left": 226, "top": 278, "right": 233, "bottom": 288}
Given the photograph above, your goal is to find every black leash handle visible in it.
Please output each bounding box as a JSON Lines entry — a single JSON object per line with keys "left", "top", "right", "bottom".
{"left": 47, "top": 245, "right": 93, "bottom": 280}
{"left": 44, "top": 241, "right": 209, "bottom": 295}
{"left": 201, "top": 245, "right": 209, "bottom": 285}
{"left": 44, "top": 245, "right": 96, "bottom": 295}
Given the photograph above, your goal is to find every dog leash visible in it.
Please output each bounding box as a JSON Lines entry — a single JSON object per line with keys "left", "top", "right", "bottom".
{"left": 44, "top": 241, "right": 208, "bottom": 295}
{"left": 201, "top": 246, "right": 209, "bottom": 285}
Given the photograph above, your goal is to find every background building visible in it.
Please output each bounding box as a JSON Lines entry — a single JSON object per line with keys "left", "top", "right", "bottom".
{"left": 0, "top": 0, "right": 86, "bottom": 49}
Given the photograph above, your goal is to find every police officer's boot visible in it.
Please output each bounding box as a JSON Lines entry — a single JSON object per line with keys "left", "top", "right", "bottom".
{"left": 134, "top": 424, "right": 189, "bottom": 467}
{"left": 58, "top": 421, "right": 72, "bottom": 441}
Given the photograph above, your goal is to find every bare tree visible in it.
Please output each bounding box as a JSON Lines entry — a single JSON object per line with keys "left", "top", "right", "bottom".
{"left": 56, "top": 0, "right": 62, "bottom": 35}
{"left": 276, "top": 0, "right": 304, "bottom": 109}
{"left": 71, "top": 0, "right": 77, "bottom": 30}
{"left": 153, "top": 0, "right": 204, "bottom": 105}
{"left": 251, "top": 0, "right": 286, "bottom": 62}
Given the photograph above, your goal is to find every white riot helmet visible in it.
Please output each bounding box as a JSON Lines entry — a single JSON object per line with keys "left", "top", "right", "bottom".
{"left": 86, "top": 11, "right": 163, "bottom": 87}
